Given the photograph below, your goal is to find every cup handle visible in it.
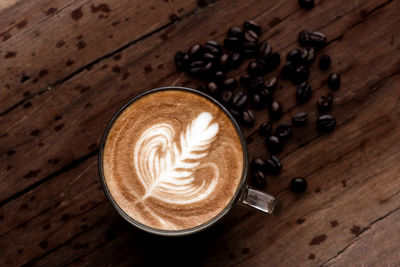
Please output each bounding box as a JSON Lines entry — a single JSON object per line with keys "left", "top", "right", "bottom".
{"left": 240, "top": 186, "right": 282, "bottom": 215}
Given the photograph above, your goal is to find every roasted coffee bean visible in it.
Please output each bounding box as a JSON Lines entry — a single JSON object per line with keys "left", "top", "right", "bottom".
{"left": 317, "top": 114, "right": 336, "bottom": 132}
{"left": 188, "top": 44, "right": 203, "bottom": 59}
{"left": 247, "top": 60, "right": 264, "bottom": 76}
{"left": 222, "top": 78, "right": 237, "bottom": 91}
{"left": 240, "top": 73, "right": 252, "bottom": 87}
{"left": 229, "top": 108, "right": 241, "bottom": 120}
{"left": 319, "top": 54, "right": 331, "bottom": 70}
{"left": 298, "top": 30, "right": 311, "bottom": 47}
{"left": 224, "top": 37, "right": 242, "bottom": 51}
{"left": 206, "top": 82, "right": 219, "bottom": 95}
{"left": 232, "top": 90, "right": 248, "bottom": 110}
{"left": 317, "top": 94, "right": 333, "bottom": 113}
{"left": 203, "top": 62, "right": 215, "bottom": 80}
{"left": 258, "top": 41, "right": 272, "bottom": 60}
{"left": 252, "top": 170, "right": 266, "bottom": 189}
{"left": 241, "top": 109, "right": 255, "bottom": 127}
{"left": 296, "top": 82, "right": 312, "bottom": 103}
{"left": 220, "top": 89, "right": 233, "bottom": 106}
{"left": 286, "top": 49, "right": 302, "bottom": 63}
{"left": 231, "top": 52, "right": 242, "bottom": 69}
{"left": 327, "top": 73, "right": 341, "bottom": 91}
{"left": 243, "top": 20, "right": 261, "bottom": 35}
{"left": 266, "top": 156, "right": 282, "bottom": 175}
{"left": 244, "top": 30, "right": 258, "bottom": 43}
{"left": 310, "top": 31, "right": 327, "bottom": 48}
{"left": 300, "top": 47, "right": 315, "bottom": 65}
{"left": 293, "top": 65, "right": 310, "bottom": 84}
{"left": 268, "top": 53, "right": 281, "bottom": 71}
{"left": 214, "top": 70, "right": 226, "bottom": 84}
{"left": 266, "top": 135, "right": 282, "bottom": 154}
{"left": 269, "top": 100, "right": 282, "bottom": 121}
{"left": 248, "top": 77, "right": 265, "bottom": 92}
{"left": 292, "top": 112, "right": 308, "bottom": 126}
{"left": 275, "top": 122, "right": 292, "bottom": 141}
{"left": 174, "top": 51, "right": 190, "bottom": 71}
{"left": 227, "top": 26, "right": 244, "bottom": 38}
{"left": 264, "top": 77, "right": 278, "bottom": 92}
{"left": 190, "top": 60, "right": 205, "bottom": 68}
{"left": 251, "top": 157, "right": 267, "bottom": 173}
{"left": 204, "top": 40, "right": 222, "bottom": 57}
{"left": 298, "top": 0, "right": 314, "bottom": 10}
{"left": 242, "top": 42, "right": 257, "bottom": 57}
{"left": 189, "top": 67, "right": 205, "bottom": 78}
{"left": 260, "top": 88, "right": 273, "bottom": 104}
{"left": 196, "top": 84, "right": 207, "bottom": 92}
{"left": 259, "top": 121, "right": 272, "bottom": 137}
{"left": 290, "top": 177, "right": 307, "bottom": 193}
{"left": 202, "top": 52, "right": 216, "bottom": 62}
{"left": 219, "top": 53, "right": 231, "bottom": 71}
{"left": 250, "top": 93, "right": 267, "bottom": 109}
{"left": 281, "top": 61, "right": 296, "bottom": 80}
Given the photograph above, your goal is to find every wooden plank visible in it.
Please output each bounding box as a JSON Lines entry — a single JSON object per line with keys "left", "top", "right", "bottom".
{"left": 1, "top": 0, "right": 399, "bottom": 264}
{"left": 0, "top": 0, "right": 390, "bottom": 204}
{"left": 0, "top": 0, "right": 200, "bottom": 114}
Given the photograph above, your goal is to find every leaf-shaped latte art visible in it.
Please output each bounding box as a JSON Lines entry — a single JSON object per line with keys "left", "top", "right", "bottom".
{"left": 134, "top": 112, "right": 219, "bottom": 204}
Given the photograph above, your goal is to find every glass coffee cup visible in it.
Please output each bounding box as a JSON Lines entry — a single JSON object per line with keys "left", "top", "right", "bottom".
{"left": 98, "top": 86, "right": 281, "bottom": 236}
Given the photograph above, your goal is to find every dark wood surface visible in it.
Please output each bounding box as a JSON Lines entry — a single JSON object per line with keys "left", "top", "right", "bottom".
{"left": 1, "top": 0, "right": 399, "bottom": 266}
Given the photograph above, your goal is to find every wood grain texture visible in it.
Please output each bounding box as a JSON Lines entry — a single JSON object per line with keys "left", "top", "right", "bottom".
{"left": 0, "top": 0, "right": 399, "bottom": 266}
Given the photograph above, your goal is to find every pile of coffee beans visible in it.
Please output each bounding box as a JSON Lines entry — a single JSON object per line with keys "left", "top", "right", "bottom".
{"left": 174, "top": 19, "right": 342, "bottom": 194}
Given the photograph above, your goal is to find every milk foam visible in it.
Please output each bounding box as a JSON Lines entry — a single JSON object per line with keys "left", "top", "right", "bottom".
{"left": 134, "top": 112, "right": 219, "bottom": 204}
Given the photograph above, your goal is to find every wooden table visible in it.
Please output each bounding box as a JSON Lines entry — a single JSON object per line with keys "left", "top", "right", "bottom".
{"left": 1, "top": 0, "right": 399, "bottom": 266}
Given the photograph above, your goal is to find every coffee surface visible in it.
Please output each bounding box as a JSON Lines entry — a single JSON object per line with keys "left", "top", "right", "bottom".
{"left": 102, "top": 89, "right": 244, "bottom": 231}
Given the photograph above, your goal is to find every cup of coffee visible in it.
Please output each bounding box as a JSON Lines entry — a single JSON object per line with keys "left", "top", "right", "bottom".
{"left": 98, "top": 86, "right": 281, "bottom": 236}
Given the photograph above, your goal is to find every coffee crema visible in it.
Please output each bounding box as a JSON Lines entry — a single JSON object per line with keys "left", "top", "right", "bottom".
{"left": 102, "top": 90, "right": 244, "bottom": 230}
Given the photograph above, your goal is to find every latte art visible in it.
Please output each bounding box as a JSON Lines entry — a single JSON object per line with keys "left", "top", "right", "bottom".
{"left": 102, "top": 90, "right": 244, "bottom": 230}
{"left": 134, "top": 112, "right": 219, "bottom": 204}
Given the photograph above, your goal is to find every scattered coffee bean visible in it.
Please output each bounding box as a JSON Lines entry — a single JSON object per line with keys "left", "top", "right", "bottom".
{"left": 244, "top": 30, "right": 259, "bottom": 43}
{"left": 206, "top": 82, "right": 219, "bottom": 95}
{"left": 242, "top": 42, "right": 257, "bottom": 57}
{"left": 300, "top": 47, "right": 315, "bottom": 65}
{"left": 252, "top": 170, "right": 266, "bottom": 189}
{"left": 251, "top": 157, "right": 267, "bottom": 173}
{"left": 260, "top": 88, "right": 273, "bottom": 104}
{"left": 224, "top": 37, "right": 242, "bottom": 51}
{"left": 310, "top": 31, "right": 327, "bottom": 48}
{"left": 296, "top": 82, "right": 312, "bottom": 103}
{"left": 188, "top": 44, "right": 203, "bottom": 59}
{"left": 269, "top": 100, "right": 282, "bottom": 121}
{"left": 319, "top": 54, "right": 331, "bottom": 70}
{"left": 204, "top": 40, "right": 222, "bottom": 57}
{"left": 203, "top": 61, "right": 215, "bottom": 79}
{"left": 293, "top": 65, "right": 310, "bottom": 84}
{"left": 317, "top": 94, "right": 333, "bottom": 113}
{"left": 222, "top": 78, "right": 237, "bottom": 91}
{"left": 229, "top": 108, "right": 241, "bottom": 120}
{"left": 258, "top": 41, "right": 272, "bottom": 60}
{"left": 189, "top": 66, "right": 205, "bottom": 78}
{"left": 241, "top": 109, "right": 256, "bottom": 127}
{"left": 298, "top": 30, "right": 311, "bottom": 47}
{"left": 292, "top": 112, "right": 308, "bottom": 126}
{"left": 247, "top": 60, "right": 263, "bottom": 76}
{"left": 298, "top": 0, "right": 314, "bottom": 10}
{"left": 266, "top": 156, "right": 282, "bottom": 175}
{"left": 281, "top": 61, "right": 296, "bottom": 80}
{"left": 227, "top": 26, "right": 244, "bottom": 38}
{"left": 286, "top": 49, "right": 302, "bottom": 63}
{"left": 240, "top": 74, "right": 252, "bottom": 87}
{"left": 264, "top": 77, "right": 278, "bottom": 92}
{"left": 327, "top": 73, "right": 341, "bottom": 91}
{"left": 231, "top": 52, "right": 242, "bottom": 68}
{"left": 243, "top": 20, "right": 261, "bottom": 35}
{"left": 268, "top": 53, "right": 281, "bottom": 71}
{"left": 266, "top": 135, "right": 282, "bottom": 154}
{"left": 214, "top": 70, "right": 226, "bottom": 84}
{"left": 202, "top": 52, "right": 216, "bottom": 62}
{"left": 317, "top": 114, "right": 336, "bottom": 132}
{"left": 190, "top": 60, "right": 205, "bottom": 68}
{"left": 248, "top": 77, "right": 265, "bottom": 92}
{"left": 290, "top": 177, "right": 307, "bottom": 193}
{"left": 250, "top": 93, "right": 267, "bottom": 109}
{"left": 219, "top": 53, "right": 231, "bottom": 70}
{"left": 232, "top": 90, "right": 248, "bottom": 110}
{"left": 175, "top": 51, "right": 190, "bottom": 71}
{"left": 259, "top": 122, "right": 272, "bottom": 137}
{"left": 220, "top": 89, "right": 233, "bottom": 106}
{"left": 275, "top": 122, "right": 292, "bottom": 141}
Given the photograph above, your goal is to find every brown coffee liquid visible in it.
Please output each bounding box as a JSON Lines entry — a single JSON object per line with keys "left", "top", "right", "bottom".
{"left": 102, "top": 89, "right": 244, "bottom": 231}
